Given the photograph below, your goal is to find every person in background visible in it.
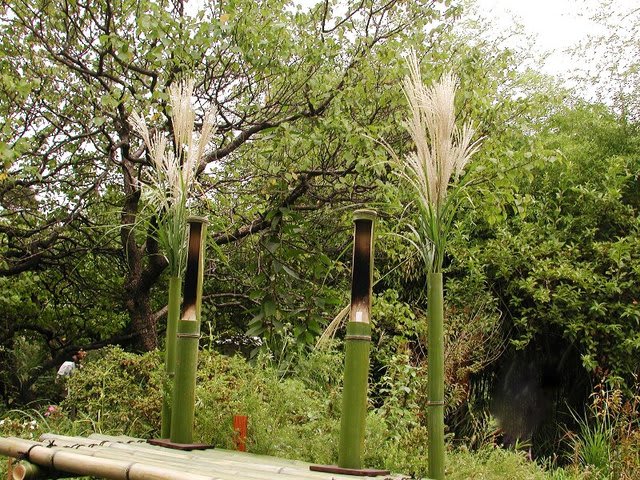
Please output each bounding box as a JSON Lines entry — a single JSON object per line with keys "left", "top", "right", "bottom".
{"left": 57, "top": 349, "right": 87, "bottom": 377}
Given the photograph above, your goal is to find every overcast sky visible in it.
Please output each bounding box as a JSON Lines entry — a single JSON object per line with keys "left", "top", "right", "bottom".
{"left": 471, "top": 0, "right": 634, "bottom": 78}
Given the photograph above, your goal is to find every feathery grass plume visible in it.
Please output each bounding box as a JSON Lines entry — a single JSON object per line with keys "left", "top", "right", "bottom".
{"left": 389, "top": 50, "right": 482, "bottom": 273}
{"left": 130, "top": 79, "right": 217, "bottom": 277}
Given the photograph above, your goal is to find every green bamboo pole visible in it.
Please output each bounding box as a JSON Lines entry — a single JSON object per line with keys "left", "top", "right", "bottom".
{"left": 427, "top": 271, "right": 445, "bottom": 480}
{"left": 170, "top": 217, "right": 207, "bottom": 444}
{"left": 337, "top": 209, "right": 376, "bottom": 470}
{"left": 162, "top": 275, "right": 182, "bottom": 438}
{"left": 338, "top": 321, "right": 371, "bottom": 469}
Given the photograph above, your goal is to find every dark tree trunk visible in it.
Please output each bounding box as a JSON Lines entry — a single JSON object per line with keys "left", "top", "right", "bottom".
{"left": 0, "top": 331, "right": 18, "bottom": 407}
{"left": 119, "top": 129, "right": 168, "bottom": 352}
{"left": 119, "top": 134, "right": 164, "bottom": 351}
{"left": 126, "top": 290, "right": 158, "bottom": 351}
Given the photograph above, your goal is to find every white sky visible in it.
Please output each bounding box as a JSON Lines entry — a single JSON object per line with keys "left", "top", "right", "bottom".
{"left": 471, "top": 0, "right": 634, "bottom": 78}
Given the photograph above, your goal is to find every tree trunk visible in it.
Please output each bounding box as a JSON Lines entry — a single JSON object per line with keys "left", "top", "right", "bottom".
{"left": 119, "top": 152, "right": 164, "bottom": 352}
{"left": 0, "top": 331, "right": 17, "bottom": 407}
{"left": 125, "top": 289, "right": 158, "bottom": 352}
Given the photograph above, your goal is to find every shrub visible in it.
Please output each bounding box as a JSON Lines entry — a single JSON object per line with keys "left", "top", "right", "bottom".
{"left": 193, "top": 350, "right": 341, "bottom": 464}
{"left": 566, "top": 376, "right": 640, "bottom": 480}
{"left": 2, "top": 345, "right": 628, "bottom": 480}
{"left": 62, "top": 346, "right": 163, "bottom": 437}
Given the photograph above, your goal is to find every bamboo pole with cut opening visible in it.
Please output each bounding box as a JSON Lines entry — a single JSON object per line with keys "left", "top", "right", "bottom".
{"left": 11, "top": 461, "right": 42, "bottom": 480}
{"left": 170, "top": 216, "right": 208, "bottom": 444}
{"left": 337, "top": 209, "right": 376, "bottom": 470}
{"left": 9, "top": 461, "right": 72, "bottom": 480}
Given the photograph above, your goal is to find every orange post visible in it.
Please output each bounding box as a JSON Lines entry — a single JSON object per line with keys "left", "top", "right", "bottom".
{"left": 233, "top": 415, "right": 248, "bottom": 452}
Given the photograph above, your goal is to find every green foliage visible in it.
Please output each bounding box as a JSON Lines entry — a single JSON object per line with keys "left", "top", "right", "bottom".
{"left": 192, "top": 350, "right": 341, "bottom": 463}
{"left": 49, "top": 346, "right": 432, "bottom": 469}
{"left": 1, "top": 346, "right": 629, "bottom": 479}
{"left": 0, "top": 0, "right": 639, "bottom": 475}
{"left": 448, "top": 445, "right": 584, "bottom": 480}
{"left": 1, "top": 0, "right": 458, "bottom": 359}
{"left": 566, "top": 377, "right": 640, "bottom": 480}
{"left": 62, "top": 347, "right": 163, "bottom": 437}
{"left": 575, "top": 424, "right": 611, "bottom": 478}
{"left": 450, "top": 104, "right": 640, "bottom": 383}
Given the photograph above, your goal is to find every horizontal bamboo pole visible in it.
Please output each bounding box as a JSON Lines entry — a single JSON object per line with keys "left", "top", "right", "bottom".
{"left": 47, "top": 443, "right": 251, "bottom": 475}
{"left": 36, "top": 434, "right": 405, "bottom": 479}
{"left": 10, "top": 460, "right": 77, "bottom": 480}
{"left": 35, "top": 435, "right": 331, "bottom": 480}
{"left": 41, "top": 446, "right": 249, "bottom": 480}
{"left": 41, "top": 443, "right": 322, "bottom": 480}
{"left": 42, "top": 434, "right": 290, "bottom": 466}
{"left": 84, "top": 434, "right": 311, "bottom": 466}
{"left": 0, "top": 437, "right": 219, "bottom": 480}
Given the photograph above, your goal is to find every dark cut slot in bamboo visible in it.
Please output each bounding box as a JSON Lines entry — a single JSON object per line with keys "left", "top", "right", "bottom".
{"left": 311, "top": 209, "right": 385, "bottom": 476}
{"left": 350, "top": 218, "right": 372, "bottom": 322}
{"left": 168, "top": 216, "right": 208, "bottom": 447}
{"left": 182, "top": 220, "right": 203, "bottom": 321}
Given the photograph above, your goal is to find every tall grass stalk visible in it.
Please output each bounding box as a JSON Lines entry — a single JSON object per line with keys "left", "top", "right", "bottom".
{"left": 386, "top": 51, "right": 482, "bottom": 479}
{"left": 387, "top": 51, "right": 482, "bottom": 274}
{"left": 569, "top": 412, "right": 612, "bottom": 478}
{"left": 130, "top": 79, "right": 216, "bottom": 438}
{"left": 130, "top": 80, "right": 216, "bottom": 278}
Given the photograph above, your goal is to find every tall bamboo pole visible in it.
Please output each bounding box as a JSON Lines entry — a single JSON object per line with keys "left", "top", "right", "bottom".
{"left": 427, "top": 272, "right": 445, "bottom": 480}
{"left": 337, "top": 209, "right": 376, "bottom": 470}
{"left": 170, "top": 216, "right": 207, "bottom": 444}
{"left": 386, "top": 52, "right": 483, "bottom": 479}
{"left": 162, "top": 275, "right": 182, "bottom": 438}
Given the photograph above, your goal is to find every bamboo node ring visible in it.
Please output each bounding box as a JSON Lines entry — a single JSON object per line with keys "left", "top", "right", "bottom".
{"left": 125, "top": 462, "right": 136, "bottom": 480}
{"left": 18, "top": 444, "right": 40, "bottom": 461}
{"left": 344, "top": 334, "right": 371, "bottom": 341}
{"left": 176, "top": 333, "right": 200, "bottom": 338}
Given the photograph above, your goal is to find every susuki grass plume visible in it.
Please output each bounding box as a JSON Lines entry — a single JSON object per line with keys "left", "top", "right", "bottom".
{"left": 387, "top": 51, "right": 482, "bottom": 272}
{"left": 130, "top": 79, "right": 217, "bottom": 276}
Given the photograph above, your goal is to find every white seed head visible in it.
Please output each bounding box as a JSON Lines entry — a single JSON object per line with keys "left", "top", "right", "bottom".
{"left": 401, "top": 51, "right": 482, "bottom": 208}
{"left": 129, "top": 78, "right": 217, "bottom": 275}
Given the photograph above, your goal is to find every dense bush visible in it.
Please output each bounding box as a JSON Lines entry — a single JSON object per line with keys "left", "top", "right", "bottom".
{"left": 54, "top": 346, "right": 431, "bottom": 470}
{"left": 1, "top": 345, "right": 634, "bottom": 479}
